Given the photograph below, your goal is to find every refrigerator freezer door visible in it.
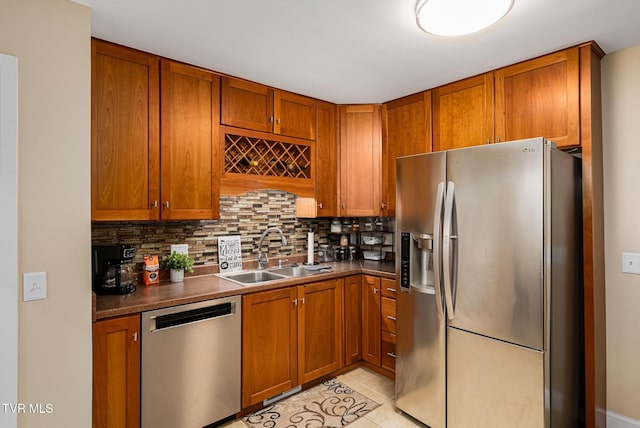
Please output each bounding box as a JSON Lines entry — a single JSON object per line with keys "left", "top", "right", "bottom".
{"left": 446, "top": 138, "right": 545, "bottom": 350}
{"left": 395, "top": 151, "right": 446, "bottom": 428}
{"left": 396, "top": 282, "right": 446, "bottom": 428}
{"left": 395, "top": 152, "right": 446, "bottom": 243}
{"left": 447, "top": 327, "right": 544, "bottom": 428}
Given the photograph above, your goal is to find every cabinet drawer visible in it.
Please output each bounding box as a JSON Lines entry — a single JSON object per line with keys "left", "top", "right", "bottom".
{"left": 381, "top": 278, "right": 397, "bottom": 299}
{"left": 381, "top": 331, "right": 396, "bottom": 372}
{"left": 381, "top": 297, "right": 396, "bottom": 334}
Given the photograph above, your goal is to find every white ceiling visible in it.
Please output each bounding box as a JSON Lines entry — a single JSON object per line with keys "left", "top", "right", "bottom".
{"left": 74, "top": 0, "right": 640, "bottom": 104}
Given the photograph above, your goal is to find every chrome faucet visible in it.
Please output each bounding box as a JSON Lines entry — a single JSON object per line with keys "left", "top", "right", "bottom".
{"left": 257, "top": 227, "right": 288, "bottom": 269}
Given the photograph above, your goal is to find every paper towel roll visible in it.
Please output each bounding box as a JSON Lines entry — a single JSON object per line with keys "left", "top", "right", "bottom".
{"left": 307, "top": 229, "right": 314, "bottom": 265}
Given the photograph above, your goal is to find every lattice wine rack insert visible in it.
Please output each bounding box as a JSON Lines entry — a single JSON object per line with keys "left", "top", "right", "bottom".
{"left": 224, "top": 133, "right": 312, "bottom": 179}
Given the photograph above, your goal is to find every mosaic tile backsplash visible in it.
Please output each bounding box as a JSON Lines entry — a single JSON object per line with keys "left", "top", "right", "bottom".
{"left": 91, "top": 190, "right": 335, "bottom": 268}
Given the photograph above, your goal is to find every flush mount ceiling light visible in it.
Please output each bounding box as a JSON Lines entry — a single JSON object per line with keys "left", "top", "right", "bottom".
{"left": 416, "top": 0, "right": 514, "bottom": 37}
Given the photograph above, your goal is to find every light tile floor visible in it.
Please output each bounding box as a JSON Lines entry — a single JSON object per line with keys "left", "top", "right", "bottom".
{"left": 221, "top": 367, "right": 426, "bottom": 428}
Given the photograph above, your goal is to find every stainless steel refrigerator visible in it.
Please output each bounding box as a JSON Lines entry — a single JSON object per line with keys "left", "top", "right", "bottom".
{"left": 395, "top": 137, "right": 583, "bottom": 427}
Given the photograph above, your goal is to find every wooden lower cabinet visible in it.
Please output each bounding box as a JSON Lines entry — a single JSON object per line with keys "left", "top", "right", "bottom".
{"left": 93, "top": 314, "right": 140, "bottom": 428}
{"left": 298, "top": 279, "right": 344, "bottom": 383}
{"left": 242, "top": 287, "right": 298, "bottom": 408}
{"left": 380, "top": 278, "right": 397, "bottom": 373}
{"left": 344, "top": 275, "right": 362, "bottom": 365}
{"left": 242, "top": 279, "right": 344, "bottom": 408}
{"left": 362, "top": 275, "right": 381, "bottom": 365}
{"left": 362, "top": 275, "right": 397, "bottom": 373}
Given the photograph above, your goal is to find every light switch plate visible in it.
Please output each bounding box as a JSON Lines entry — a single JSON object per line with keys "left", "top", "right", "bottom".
{"left": 170, "top": 244, "right": 189, "bottom": 255}
{"left": 622, "top": 252, "right": 640, "bottom": 274}
{"left": 23, "top": 272, "right": 47, "bottom": 301}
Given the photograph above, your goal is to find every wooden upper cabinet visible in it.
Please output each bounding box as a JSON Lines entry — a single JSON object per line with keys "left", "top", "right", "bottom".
{"left": 316, "top": 101, "right": 339, "bottom": 216}
{"left": 297, "top": 279, "right": 343, "bottom": 384}
{"left": 432, "top": 73, "right": 494, "bottom": 152}
{"left": 494, "top": 47, "right": 580, "bottom": 148}
{"left": 93, "top": 314, "right": 140, "bottom": 428}
{"left": 221, "top": 76, "right": 273, "bottom": 133}
{"left": 160, "top": 60, "right": 220, "bottom": 220}
{"left": 382, "top": 91, "right": 431, "bottom": 217}
{"left": 221, "top": 76, "right": 317, "bottom": 140}
{"left": 339, "top": 105, "right": 382, "bottom": 217}
{"left": 275, "top": 90, "right": 317, "bottom": 140}
{"left": 91, "top": 39, "right": 160, "bottom": 221}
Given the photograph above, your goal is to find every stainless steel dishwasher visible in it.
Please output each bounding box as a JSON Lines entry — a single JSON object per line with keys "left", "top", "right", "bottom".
{"left": 141, "top": 295, "right": 241, "bottom": 428}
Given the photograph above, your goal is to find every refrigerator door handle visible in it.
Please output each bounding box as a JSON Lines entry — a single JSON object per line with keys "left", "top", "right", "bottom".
{"left": 443, "top": 180, "right": 456, "bottom": 320}
{"left": 432, "top": 181, "right": 445, "bottom": 316}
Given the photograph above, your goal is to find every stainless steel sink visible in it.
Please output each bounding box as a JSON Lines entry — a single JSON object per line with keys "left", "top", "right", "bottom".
{"left": 218, "top": 265, "right": 332, "bottom": 285}
{"left": 268, "top": 266, "right": 314, "bottom": 277}
{"left": 218, "top": 270, "right": 286, "bottom": 285}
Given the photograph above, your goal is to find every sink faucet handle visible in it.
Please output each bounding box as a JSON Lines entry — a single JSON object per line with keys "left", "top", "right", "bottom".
{"left": 278, "top": 259, "right": 289, "bottom": 268}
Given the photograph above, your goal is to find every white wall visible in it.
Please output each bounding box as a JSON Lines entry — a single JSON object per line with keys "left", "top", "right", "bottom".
{"left": 602, "top": 44, "right": 640, "bottom": 424}
{"left": 0, "top": 1, "right": 92, "bottom": 427}
{"left": 0, "top": 53, "right": 19, "bottom": 428}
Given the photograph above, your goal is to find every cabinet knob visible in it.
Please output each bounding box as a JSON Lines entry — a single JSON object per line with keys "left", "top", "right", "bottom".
{"left": 486, "top": 138, "right": 490, "bottom": 145}
{"left": 152, "top": 200, "right": 158, "bottom": 208}
{"left": 269, "top": 116, "right": 274, "bottom": 124}
{"left": 342, "top": 203, "right": 346, "bottom": 209}
{"left": 293, "top": 298, "right": 298, "bottom": 307}
{"left": 133, "top": 332, "right": 138, "bottom": 342}
{"left": 164, "top": 201, "right": 170, "bottom": 209}
{"left": 381, "top": 202, "right": 386, "bottom": 209}
{"left": 374, "top": 288, "right": 378, "bottom": 294}
{"left": 276, "top": 118, "right": 281, "bottom": 125}
{"left": 318, "top": 202, "right": 324, "bottom": 209}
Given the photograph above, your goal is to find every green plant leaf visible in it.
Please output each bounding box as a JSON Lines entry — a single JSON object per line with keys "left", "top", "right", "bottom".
{"left": 160, "top": 251, "right": 195, "bottom": 273}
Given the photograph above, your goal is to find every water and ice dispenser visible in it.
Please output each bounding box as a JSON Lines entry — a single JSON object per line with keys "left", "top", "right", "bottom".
{"left": 400, "top": 232, "right": 434, "bottom": 293}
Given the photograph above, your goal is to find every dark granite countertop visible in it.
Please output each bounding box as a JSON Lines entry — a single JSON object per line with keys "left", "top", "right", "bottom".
{"left": 95, "top": 260, "right": 395, "bottom": 320}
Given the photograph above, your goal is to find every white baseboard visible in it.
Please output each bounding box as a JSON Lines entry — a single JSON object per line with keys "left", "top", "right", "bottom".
{"left": 608, "top": 411, "right": 640, "bottom": 428}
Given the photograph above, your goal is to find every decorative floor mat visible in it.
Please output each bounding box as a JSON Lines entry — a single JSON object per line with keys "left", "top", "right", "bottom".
{"left": 243, "top": 378, "right": 380, "bottom": 428}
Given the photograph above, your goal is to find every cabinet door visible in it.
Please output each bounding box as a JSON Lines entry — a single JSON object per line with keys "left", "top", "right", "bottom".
{"left": 316, "top": 101, "right": 338, "bottom": 216}
{"left": 93, "top": 314, "right": 140, "bottom": 428}
{"left": 339, "top": 105, "right": 382, "bottom": 217}
{"left": 91, "top": 40, "right": 160, "bottom": 221}
{"left": 381, "top": 331, "right": 397, "bottom": 373}
{"left": 494, "top": 48, "right": 580, "bottom": 148}
{"left": 432, "top": 73, "right": 494, "bottom": 151}
{"left": 344, "top": 275, "right": 362, "bottom": 365}
{"left": 382, "top": 92, "right": 431, "bottom": 216}
{"left": 274, "top": 90, "right": 317, "bottom": 140}
{"left": 362, "top": 275, "right": 381, "bottom": 366}
{"left": 160, "top": 60, "right": 220, "bottom": 220}
{"left": 221, "top": 76, "right": 274, "bottom": 133}
{"left": 380, "top": 278, "right": 397, "bottom": 372}
{"left": 242, "top": 287, "right": 298, "bottom": 407}
{"left": 298, "top": 279, "right": 344, "bottom": 384}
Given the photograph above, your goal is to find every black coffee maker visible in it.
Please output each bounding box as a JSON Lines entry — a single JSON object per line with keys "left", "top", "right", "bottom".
{"left": 92, "top": 245, "right": 137, "bottom": 295}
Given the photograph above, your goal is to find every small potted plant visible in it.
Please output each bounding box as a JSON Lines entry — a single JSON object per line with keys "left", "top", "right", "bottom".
{"left": 160, "top": 251, "right": 195, "bottom": 283}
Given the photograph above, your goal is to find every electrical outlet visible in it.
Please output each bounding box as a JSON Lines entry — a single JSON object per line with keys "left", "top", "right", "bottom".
{"left": 170, "top": 244, "right": 189, "bottom": 255}
{"left": 23, "top": 272, "right": 47, "bottom": 301}
{"left": 622, "top": 252, "right": 640, "bottom": 274}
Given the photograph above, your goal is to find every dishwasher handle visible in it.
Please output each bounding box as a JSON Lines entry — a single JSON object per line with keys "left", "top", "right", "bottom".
{"left": 150, "top": 301, "right": 235, "bottom": 332}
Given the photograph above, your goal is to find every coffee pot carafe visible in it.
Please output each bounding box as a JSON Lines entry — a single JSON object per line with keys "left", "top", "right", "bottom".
{"left": 92, "top": 245, "right": 137, "bottom": 295}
